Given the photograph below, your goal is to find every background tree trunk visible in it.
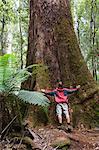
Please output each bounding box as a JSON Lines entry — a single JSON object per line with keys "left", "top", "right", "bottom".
{"left": 23, "top": 0, "right": 99, "bottom": 128}
{"left": 0, "top": 0, "right": 6, "bottom": 55}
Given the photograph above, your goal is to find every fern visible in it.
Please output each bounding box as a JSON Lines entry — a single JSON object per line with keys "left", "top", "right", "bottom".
{"left": 0, "top": 54, "right": 16, "bottom": 91}
{"left": 0, "top": 54, "right": 50, "bottom": 107}
{"left": 4, "top": 69, "right": 31, "bottom": 93}
{"left": 17, "top": 90, "right": 50, "bottom": 106}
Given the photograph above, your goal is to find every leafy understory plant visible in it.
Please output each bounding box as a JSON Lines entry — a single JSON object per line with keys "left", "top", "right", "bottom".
{"left": 0, "top": 54, "right": 50, "bottom": 135}
{"left": 0, "top": 54, "right": 50, "bottom": 107}
{"left": 0, "top": 56, "right": 50, "bottom": 140}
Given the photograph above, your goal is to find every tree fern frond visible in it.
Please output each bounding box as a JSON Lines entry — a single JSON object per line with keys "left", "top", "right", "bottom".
{"left": 17, "top": 90, "right": 50, "bottom": 107}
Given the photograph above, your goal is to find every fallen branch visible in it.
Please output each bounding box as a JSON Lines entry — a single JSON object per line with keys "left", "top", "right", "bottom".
{"left": 27, "top": 128, "right": 42, "bottom": 140}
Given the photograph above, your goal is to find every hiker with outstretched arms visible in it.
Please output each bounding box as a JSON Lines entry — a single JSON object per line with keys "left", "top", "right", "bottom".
{"left": 41, "top": 80, "right": 80, "bottom": 131}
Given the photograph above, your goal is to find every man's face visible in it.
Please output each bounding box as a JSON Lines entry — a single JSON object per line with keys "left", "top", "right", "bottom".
{"left": 59, "top": 81, "right": 62, "bottom": 85}
{"left": 58, "top": 81, "right": 63, "bottom": 88}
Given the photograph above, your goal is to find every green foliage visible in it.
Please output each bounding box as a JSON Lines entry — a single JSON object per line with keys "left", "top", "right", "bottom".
{"left": 0, "top": 54, "right": 50, "bottom": 107}
{"left": 0, "top": 0, "right": 29, "bottom": 67}
{"left": 0, "top": 0, "right": 15, "bottom": 23}
{"left": 71, "top": 0, "right": 99, "bottom": 81}
{"left": 12, "top": 0, "right": 29, "bottom": 67}
{"left": 0, "top": 53, "right": 30, "bottom": 92}
{"left": 18, "top": 90, "right": 50, "bottom": 106}
{"left": 0, "top": 53, "right": 17, "bottom": 91}
{"left": 0, "top": 54, "right": 50, "bottom": 132}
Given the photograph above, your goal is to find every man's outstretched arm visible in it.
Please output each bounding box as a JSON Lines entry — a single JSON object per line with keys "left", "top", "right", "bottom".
{"left": 64, "top": 85, "right": 80, "bottom": 94}
{"left": 41, "top": 89, "right": 55, "bottom": 96}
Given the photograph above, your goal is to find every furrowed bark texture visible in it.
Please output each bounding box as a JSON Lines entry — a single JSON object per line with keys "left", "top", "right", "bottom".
{"left": 23, "top": 0, "right": 99, "bottom": 127}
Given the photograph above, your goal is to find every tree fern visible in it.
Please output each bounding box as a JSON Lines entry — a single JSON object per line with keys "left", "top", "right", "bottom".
{"left": 17, "top": 90, "right": 50, "bottom": 106}
{"left": 0, "top": 54, "right": 50, "bottom": 107}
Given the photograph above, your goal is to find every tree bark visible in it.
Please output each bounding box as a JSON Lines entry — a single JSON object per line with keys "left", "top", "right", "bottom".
{"left": 19, "top": 0, "right": 24, "bottom": 69}
{"left": 0, "top": 0, "right": 7, "bottom": 55}
{"left": 23, "top": 0, "right": 99, "bottom": 127}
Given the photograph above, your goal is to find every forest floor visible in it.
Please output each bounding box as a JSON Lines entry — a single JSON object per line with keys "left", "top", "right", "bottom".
{"left": 34, "top": 125, "right": 99, "bottom": 150}
{"left": 0, "top": 125, "right": 99, "bottom": 150}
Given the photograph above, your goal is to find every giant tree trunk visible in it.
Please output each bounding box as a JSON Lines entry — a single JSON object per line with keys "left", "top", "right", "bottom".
{"left": 23, "top": 0, "right": 99, "bottom": 128}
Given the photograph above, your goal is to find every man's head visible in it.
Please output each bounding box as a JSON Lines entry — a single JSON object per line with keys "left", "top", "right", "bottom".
{"left": 57, "top": 79, "right": 63, "bottom": 88}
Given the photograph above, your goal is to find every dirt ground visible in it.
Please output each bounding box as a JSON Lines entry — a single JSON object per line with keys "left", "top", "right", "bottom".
{"left": 0, "top": 125, "right": 99, "bottom": 150}
{"left": 34, "top": 125, "right": 99, "bottom": 150}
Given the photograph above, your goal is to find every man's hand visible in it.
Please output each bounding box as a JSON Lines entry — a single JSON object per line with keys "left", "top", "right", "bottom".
{"left": 41, "top": 89, "right": 46, "bottom": 92}
{"left": 76, "top": 85, "right": 80, "bottom": 89}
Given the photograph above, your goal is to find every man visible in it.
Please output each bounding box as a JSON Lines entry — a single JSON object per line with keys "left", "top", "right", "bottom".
{"left": 41, "top": 81, "right": 80, "bottom": 130}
